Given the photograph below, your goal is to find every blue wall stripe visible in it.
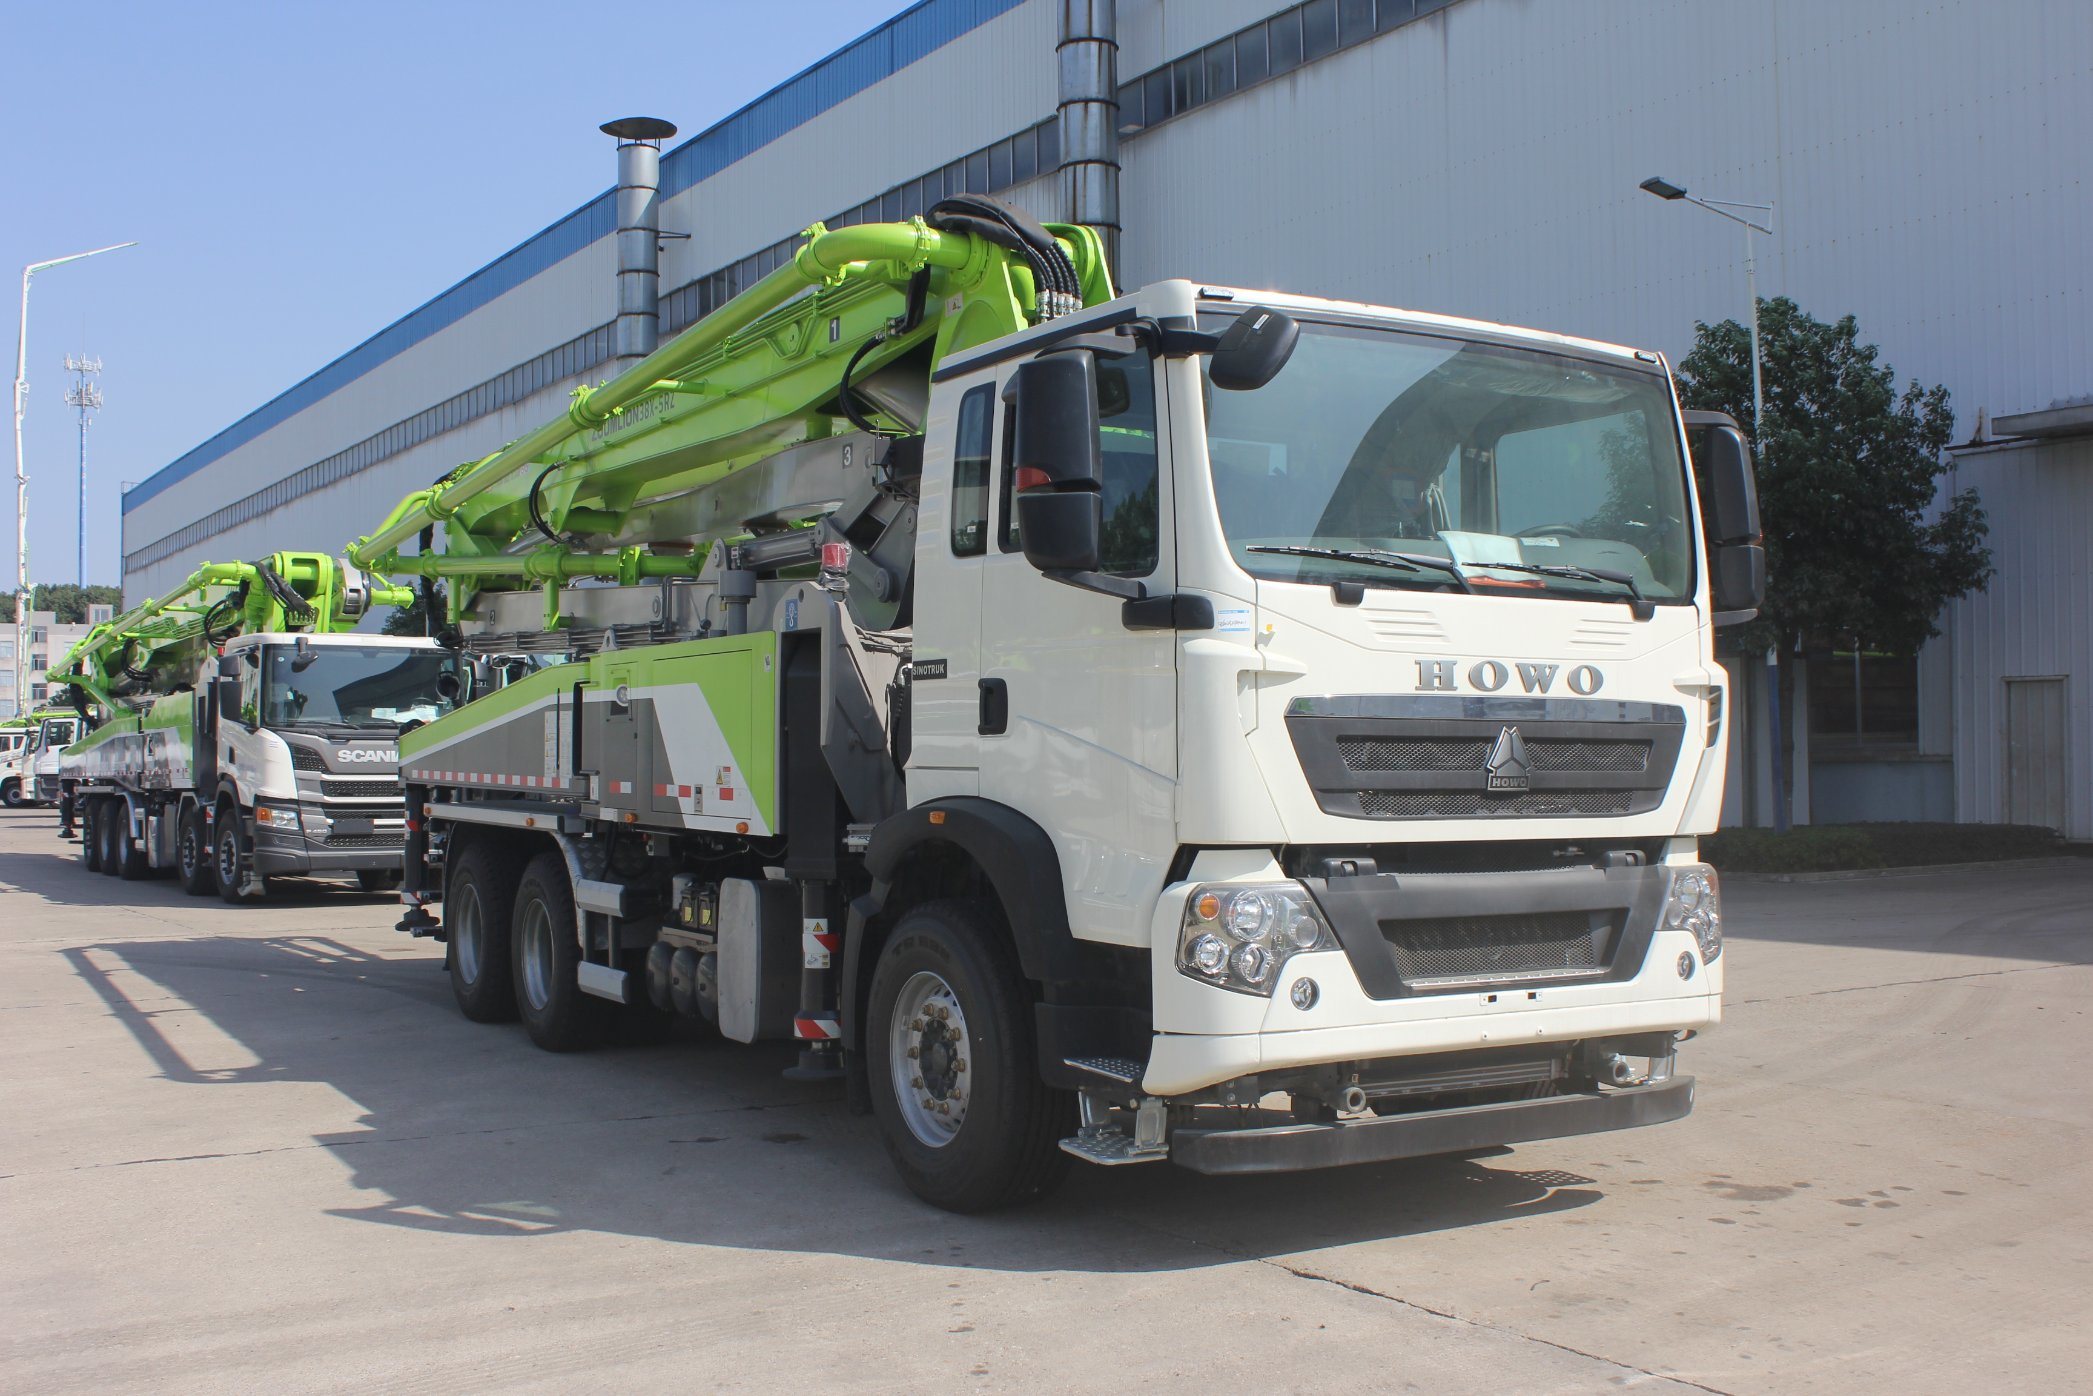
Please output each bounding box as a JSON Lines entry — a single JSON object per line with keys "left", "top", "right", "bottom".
{"left": 125, "top": 0, "right": 1028, "bottom": 517}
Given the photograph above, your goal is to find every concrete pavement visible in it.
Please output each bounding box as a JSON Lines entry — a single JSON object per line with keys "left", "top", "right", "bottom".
{"left": 2, "top": 807, "right": 2088, "bottom": 1393}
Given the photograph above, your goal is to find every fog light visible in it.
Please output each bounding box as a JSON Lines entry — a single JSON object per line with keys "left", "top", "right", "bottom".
{"left": 1289, "top": 978, "right": 1319, "bottom": 1010}
{"left": 1677, "top": 951, "right": 1695, "bottom": 980}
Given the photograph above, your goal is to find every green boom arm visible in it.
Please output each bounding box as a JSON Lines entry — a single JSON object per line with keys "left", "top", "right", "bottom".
{"left": 49, "top": 552, "right": 411, "bottom": 713}
{"left": 346, "top": 213, "right": 1112, "bottom": 617}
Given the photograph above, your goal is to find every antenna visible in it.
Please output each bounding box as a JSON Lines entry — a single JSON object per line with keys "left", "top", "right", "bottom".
{"left": 62, "top": 354, "right": 102, "bottom": 587}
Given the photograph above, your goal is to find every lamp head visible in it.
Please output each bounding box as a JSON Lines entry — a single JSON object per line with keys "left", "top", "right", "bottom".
{"left": 1640, "top": 176, "right": 1688, "bottom": 201}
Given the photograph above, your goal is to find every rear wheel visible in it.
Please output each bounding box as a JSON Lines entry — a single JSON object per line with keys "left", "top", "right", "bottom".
{"left": 215, "top": 811, "right": 259, "bottom": 904}
{"left": 446, "top": 837, "right": 523, "bottom": 1023}
{"left": 113, "top": 808, "right": 149, "bottom": 881}
{"left": 512, "top": 850, "right": 607, "bottom": 1052}
{"left": 79, "top": 800, "right": 103, "bottom": 872}
{"left": 177, "top": 807, "right": 216, "bottom": 896}
{"left": 95, "top": 802, "right": 122, "bottom": 877}
{"left": 866, "top": 899, "right": 1072, "bottom": 1213}
{"left": 1, "top": 779, "right": 21, "bottom": 808}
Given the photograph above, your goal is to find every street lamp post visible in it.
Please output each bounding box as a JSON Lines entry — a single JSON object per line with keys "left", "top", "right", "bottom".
{"left": 1638, "top": 177, "right": 1787, "bottom": 830}
{"left": 12, "top": 241, "right": 136, "bottom": 717}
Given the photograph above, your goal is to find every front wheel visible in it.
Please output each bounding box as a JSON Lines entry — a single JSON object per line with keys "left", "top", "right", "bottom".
{"left": 1, "top": 779, "right": 21, "bottom": 808}
{"left": 866, "top": 900, "right": 1071, "bottom": 1213}
{"left": 215, "top": 813, "right": 259, "bottom": 905}
{"left": 511, "top": 850, "right": 607, "bottom": 1052}
{"left": 177, "top": 808, "right": 216, "bottom": 896}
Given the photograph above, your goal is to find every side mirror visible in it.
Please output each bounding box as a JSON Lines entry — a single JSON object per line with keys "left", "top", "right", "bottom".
{"left": 290, "top": 635, "right": 317, "bottom": 672}
{"left": 434, "top": 670, "right": 465, "bottom": 704}
{"left": 214, "top": 675, "right": 242, "bottom": 724}
{"left": 1684, "top": 412, "right": 1766, "bottom": 625}
{"left": 1209, "top": 306, "right": 1299, "bottom": 391}
{"left": 1005, "top": 352, "right": 1104, "bottom": 574}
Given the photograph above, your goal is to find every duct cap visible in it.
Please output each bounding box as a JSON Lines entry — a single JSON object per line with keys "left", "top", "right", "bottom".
{"left": 600, "top": 116, "right": 678, "bottom": 142}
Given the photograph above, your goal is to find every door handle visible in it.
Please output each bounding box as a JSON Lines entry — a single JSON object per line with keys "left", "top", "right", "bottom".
{"left": 978, "top": 678, "right": 1008, "bottom": 736}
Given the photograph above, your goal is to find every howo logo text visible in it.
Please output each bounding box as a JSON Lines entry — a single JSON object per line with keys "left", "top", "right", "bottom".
{"left": 1414, "top": 660, "right": 1604, "bottom": 695}
{"left": 335, "top": 748, "right": 398, "bottom": 764}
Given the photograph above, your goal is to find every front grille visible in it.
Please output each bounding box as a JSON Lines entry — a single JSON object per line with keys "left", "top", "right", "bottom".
{"left": 288, "top": 747, "right": 326, "bottom": 772}
{"left": 323, "top": 830, "right": 406, "bottom": 849}
{"left": 1359, "top": 789, "right": 1636, "bottom": 818}
{"left": 1383, "top": 911, "right": 1609, "bottom": 985}
{"left": 1339, "top": 736, "right": 1650, "bottom": 774}
{"left": 1288, "top": 695, "right": 1685, "bottom": 822}
{"left": 324, "top": 778, "right": 401, "bottom": 799}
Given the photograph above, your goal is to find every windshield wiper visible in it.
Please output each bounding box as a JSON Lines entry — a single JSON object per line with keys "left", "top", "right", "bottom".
{"left": 1247, "top": 545, "right": 1475, "bottom": 594}
{"left": 1464, "top": 562, "right": 1656, "bottom": 620}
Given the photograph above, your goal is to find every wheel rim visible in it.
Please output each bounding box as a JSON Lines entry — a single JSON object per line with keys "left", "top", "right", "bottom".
{"left": 218, "top": 827, "right": 239, "bottom": 888}
{"left": 180, "top": 824, "right": 199, "bottom": 877}
{"left": 518, "top": 895, "right": 554, "bottom": 1012}
{"left": 888, "top": 970, "right": 972, "bottom": 1148}
{"left": 452, "top": 880, "right": 485, "bottom": 986}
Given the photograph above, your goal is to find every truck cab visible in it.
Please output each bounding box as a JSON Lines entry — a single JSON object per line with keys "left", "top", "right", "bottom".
{"left": 202, "top": 633, "right": 455, "bottom": 891}
{"left": 880, "top": 279, "right": 1762, "bottom": 1177}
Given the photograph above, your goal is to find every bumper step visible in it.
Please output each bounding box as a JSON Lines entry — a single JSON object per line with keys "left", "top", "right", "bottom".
{"left": 1170, "top": 1076, "right": 1694, "bottom": 1176}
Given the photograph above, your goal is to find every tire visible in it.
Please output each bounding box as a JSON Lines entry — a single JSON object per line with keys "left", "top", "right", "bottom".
{"left": 95, "top": 802, "right": 123, "bottom": 877}
{"left": 510, "top": 849, "right": 607, "bottom": 1052}
{"left": 79, "top": 800, "right": 103, "bottom": 873}
{"left": 356, "top": 868, "right": 402, "bottom": 894}
{"left": 446, "top": 837, "right": 524, "bottom": 1023}
{"left": 865, "top": 899, "right": 1072, "bottom": 1213}
{"left": 177, "top": 807, "right": 216, "bottom": 897}
{"left": 113, "top": 807, "right": 148, "bottom": 881}
{"left": 215, "top": 811, "right": 258, "bottom": 905}
{"left": 1, "top": 779, "right": 21, "bottom": 808}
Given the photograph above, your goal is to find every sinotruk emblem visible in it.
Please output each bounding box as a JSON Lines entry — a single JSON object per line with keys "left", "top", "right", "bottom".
{"left": 1485, "top": 726, "right": 1530, "bottom": 792}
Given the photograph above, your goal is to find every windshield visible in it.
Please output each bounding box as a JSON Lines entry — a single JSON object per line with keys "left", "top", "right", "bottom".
{"left": 261, "top": 645, "right": 454, "bottom": 730}
{"left": 1204, "top": 319, "right": 1693, "bottom": 603}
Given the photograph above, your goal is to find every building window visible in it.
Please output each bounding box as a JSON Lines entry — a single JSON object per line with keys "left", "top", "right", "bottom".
{"left": 31, "top": 653, "right": 47, "bottom": 672}
{"left": 1810, "top": 648, "right": 1920, "bottom": 748}
{"left": 30, "top": 627, "right": 46, "bottom": 645}
{"left": 30, "top": 684, "right": 46, "bottom": 702}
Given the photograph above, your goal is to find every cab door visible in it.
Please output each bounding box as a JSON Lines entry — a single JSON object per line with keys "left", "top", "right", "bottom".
{"left": 907, "top": 377, "right": 1000, "bottom": 798}
{"left": 977, "top": 348, "right": 1180, "bottom": 944}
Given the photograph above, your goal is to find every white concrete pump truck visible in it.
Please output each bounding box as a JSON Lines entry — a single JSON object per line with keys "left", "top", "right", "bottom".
{"left": 345, "top": 197, "right": 1763, "bottom": 1211}
{"left": 48, "top": 553, "right": 458, "bottom": 901}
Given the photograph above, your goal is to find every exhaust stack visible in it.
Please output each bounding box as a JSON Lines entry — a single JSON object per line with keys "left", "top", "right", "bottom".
{"left": 1057, "top": 0, "right": 1120, "bottom": 278}
{"left": 600, "top": 116, "right": 679, "bottom": 365}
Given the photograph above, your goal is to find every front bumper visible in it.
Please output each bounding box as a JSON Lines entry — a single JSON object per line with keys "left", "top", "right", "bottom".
{"left": 254, "top": 815, "right": 406, "bottom": 875}
{"left": 1146, "top": 852, "right": 1722, "bottom": 1095}
{"left": 1172, "top": 1075, "right": 1694, "bottom": 1174}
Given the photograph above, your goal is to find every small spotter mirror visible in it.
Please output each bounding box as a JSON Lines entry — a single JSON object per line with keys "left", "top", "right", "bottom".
{"left": 1209, "top": 306, "right": 1300, "bottom": 391}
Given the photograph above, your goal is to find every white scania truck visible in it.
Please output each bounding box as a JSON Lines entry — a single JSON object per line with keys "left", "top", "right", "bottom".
{"left": 348, "top": 201, "right": 1762, "bottom": 1211}
{"left": 50, "top": 554, "right": 456, "bottom": 900}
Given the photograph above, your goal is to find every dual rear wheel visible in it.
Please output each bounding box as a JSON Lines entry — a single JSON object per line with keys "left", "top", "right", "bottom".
{"left": 446, "top": 840, "right": 656, "bottom": 1050}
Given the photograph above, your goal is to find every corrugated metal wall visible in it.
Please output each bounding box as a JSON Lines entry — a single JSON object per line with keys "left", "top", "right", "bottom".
{"left": 1945, "top": 436, "right": 2092, "bottom": 838}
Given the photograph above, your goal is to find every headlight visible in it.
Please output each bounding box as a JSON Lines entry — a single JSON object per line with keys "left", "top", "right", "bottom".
{"left": 256, "top": 802, "right": 302, "bottom": 831}
{"left": 1178, "top": 881, "right": 1331, "bottom": 996}
{"left": 1663, "top": 865, "right": 1722, "bottom": 964}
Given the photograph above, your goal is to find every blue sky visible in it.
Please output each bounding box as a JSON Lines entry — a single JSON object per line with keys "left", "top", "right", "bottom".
{"left": 1, "top": 0, "right": 907, "bottom": 589}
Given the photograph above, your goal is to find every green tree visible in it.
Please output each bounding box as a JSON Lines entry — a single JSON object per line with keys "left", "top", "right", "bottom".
{"left": 1676, "top": 297, "right": 1992, "bottom": 802}
{"left": 383, "top": 582, "right": 445, "bottom": 637}
{"left": 0, "top": 584, "right": 124, "bottom": 623}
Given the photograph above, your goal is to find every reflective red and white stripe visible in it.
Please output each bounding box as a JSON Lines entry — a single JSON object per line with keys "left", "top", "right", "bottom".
{"left": 794, "top": 1014, "right": 841, "bottom": 1041}
{"left": 405, "top": 769, "right": 570, "bottom": 790}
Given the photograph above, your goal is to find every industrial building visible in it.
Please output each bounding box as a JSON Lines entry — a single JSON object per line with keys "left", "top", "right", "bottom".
{"left": 119, "top": 0, "right": 2090, "bottom": 837}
